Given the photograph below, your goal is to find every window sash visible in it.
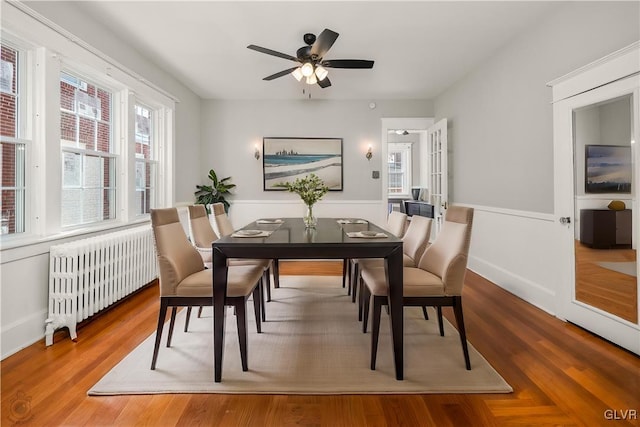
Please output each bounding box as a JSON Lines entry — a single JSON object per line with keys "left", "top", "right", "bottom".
{"left": 387, "top": 143, "right": 412, "bottom": 197}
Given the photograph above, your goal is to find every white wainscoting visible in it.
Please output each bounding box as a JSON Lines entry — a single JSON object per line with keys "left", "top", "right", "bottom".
{"left": 462, "top": 204, "right": 563, "bottom": 316}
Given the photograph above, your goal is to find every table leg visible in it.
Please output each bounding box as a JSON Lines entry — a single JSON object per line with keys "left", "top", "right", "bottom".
{"left": 386, "top": 246, "right": 404, "bottom": 380}
{"left": 213, "top": 247, "right": 228, "bottom": 382}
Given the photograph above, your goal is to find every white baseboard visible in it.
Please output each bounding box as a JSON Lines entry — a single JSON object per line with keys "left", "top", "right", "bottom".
{"left": 1, "top": 309, "right": 48, "bottom": 359}
{"left": 468, "top": 256, "right": 557, "bottom": 316}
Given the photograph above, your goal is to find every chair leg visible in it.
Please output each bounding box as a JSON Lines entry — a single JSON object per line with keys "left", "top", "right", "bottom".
{"left": 198, "top": 306, "right": 203, "bottom": 318}
{"left": 264, "top": 269, "right": 272, "bottom": 302}
{"left": 421, "top": 306, "right": 429, "bottom": 320}
{"left": 167, "top": 306, "right": 178, "bottom": 347}
{"left": 151, "top": 299, "right": 168, "bottom": 370}
{"left": 342, "top": 259, "right": 348, "bottom": 289}
{"left": 253, "top": 286, "right": 262, "bottom": 333}
{"left": 347, "top": 259, "right": 353, "bottom": 295}
{"left": 362, "top": 286, "right": 371, "bottom": 333}
{"left": 260, "top": 277, "right": 266, "bottom": 323}
{"left": 437, "top": 306, "right": 445, "bottom": 337}
{"left": 351, "top": 262, "right": 359, "bottom": 303}
{"left": 235, "top": 301, "right": 249, "bottom": 371}
{"left": 358, "top": 276, "right": 365, "bottom": 321}
{"left": 184, "top": 306, "right": 192, "bottom": 332}
{"left": 453, "top": 297, "right": 471, "bottom": 370}
{"left": 273, "top": 259, "right": 280, "bottom": 288}
{"left": 370, "top": 296, "right": 383, "bottom": 370}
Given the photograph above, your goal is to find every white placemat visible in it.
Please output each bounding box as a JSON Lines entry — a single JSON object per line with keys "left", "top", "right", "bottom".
{"left": 231, "top": 230, "right": 273, "bottom": 238}
{"left": 346, "top": 231, "right": 388, "bottom": 239}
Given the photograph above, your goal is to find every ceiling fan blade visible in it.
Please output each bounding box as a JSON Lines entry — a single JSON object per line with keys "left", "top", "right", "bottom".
{"left": 322, "top": 59, "right": 374, "bottom": 69}
{"left": 310, "top": 29, "right": 339, "bottom": 58}
{"left": 318, "top": 77, "right": 332, "bottom": 89}
{"left": 247, "top": 45, "right": 300, "bottom": 62}
{"left": 263, "top": 67, "right": 300, "bottom": 81}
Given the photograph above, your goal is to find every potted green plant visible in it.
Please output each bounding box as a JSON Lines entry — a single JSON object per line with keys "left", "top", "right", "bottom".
{"left": 194, "top": 169, "right": 236, "bottom": 213}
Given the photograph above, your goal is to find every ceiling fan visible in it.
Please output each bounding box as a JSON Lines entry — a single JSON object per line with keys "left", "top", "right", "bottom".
{"left": 247, "top": 29, "right": 374, "bottom": 89}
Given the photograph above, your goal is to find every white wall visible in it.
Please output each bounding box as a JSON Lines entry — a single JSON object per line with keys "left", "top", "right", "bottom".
{"left": 434, "top": 1, "right": 639, "bottom": 313}
{"left": 198, "top": 99, "right": 432, "bottom": 203}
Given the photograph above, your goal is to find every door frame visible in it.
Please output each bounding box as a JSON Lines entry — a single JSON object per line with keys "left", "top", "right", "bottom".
{"left": 380, "top": 118, "right": 433, "bottom": 222}
{"left": 550, "top": 42, "right": 640, "bottom": 354}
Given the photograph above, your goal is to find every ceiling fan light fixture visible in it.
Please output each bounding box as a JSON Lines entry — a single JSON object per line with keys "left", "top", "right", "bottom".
{"left": 306, "top": 74, "right": 317, "bottom": 85}
{"left": 315, "top": 65, "right": 328, "bottom": 81}
{"left": 301, "top": 62, "right": 314, "bottom": 77}
{"left": 291, "top": 67, "right": 303, "bottom": 81}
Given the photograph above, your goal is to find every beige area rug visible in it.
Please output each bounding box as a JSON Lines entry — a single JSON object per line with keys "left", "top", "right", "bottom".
{"left": 596, "top": 261, "right": 637, "bottom": 277}
{"left": 89, "top": 276, "right": 512, "bottom": 395}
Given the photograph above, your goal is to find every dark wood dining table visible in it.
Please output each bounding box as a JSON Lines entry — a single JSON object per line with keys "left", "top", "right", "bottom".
{"left": 212, "top": 217, "right": 404, "bottom": 382}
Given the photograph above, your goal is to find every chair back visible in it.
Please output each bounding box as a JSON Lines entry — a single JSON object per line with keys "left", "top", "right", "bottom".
{"left": 151, "top": 208, "right": 205, "bottom": 296}
{"left": 188, "top": 204, "right": 219, "bottom": 248}
{"left": 417, "top": 206, "right": 474, "bottom": 296}
{"left": 387, "top": 211, "right": 408, "bottom": 237}
{"left": 212, "top": 203, "right": 234, "bottom": 237}
{"left": 402, "top": 215, "right": 432, "bottom": 262}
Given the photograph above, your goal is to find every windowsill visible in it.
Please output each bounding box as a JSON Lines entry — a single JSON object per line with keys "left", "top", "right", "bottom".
{"left": 0, "top": 217, "right": 151, "bottom": 253}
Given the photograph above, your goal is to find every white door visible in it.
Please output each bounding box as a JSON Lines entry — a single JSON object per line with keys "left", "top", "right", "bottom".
{"left": 554, "top": 75, "right": 640, "bottom": 355}
{"left": 427, "top": 119, "right": 448, "bottom": 237}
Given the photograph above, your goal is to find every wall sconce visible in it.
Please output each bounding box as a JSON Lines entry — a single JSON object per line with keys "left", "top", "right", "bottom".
{"left": 254, "top": 144, "right": 261, "bottom": 160}
{"left": 365, "top": 145, "right": 373, "bottom": 161}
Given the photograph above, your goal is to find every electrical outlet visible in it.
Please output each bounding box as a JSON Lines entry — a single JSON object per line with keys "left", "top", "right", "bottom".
{"left": 372, "top": 171, "right": 380, "bottom": 179}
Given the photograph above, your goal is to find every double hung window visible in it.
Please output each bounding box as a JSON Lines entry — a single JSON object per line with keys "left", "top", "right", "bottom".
{"left": 134, "top": 104, "right": 158, "bottom": 215}
{"left": 0, "top": 42, "right": 27, "bottom": 235}
{"left": 387, "top": 142, "right": 413, "bottom": 198}
{"left": 60, "top": 72, "right": 116, "bottom": 227}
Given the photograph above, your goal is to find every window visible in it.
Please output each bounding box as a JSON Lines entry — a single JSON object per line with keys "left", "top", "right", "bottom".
{"left": 0, "top": 42, "right": 26, "bottom": 235}
{"left": 0, "top": 24, "right": 173, "bottom": 245}
{"left": 60, "top": 72, "right": 116, "bottom": 227}
{"left": 387, "top": 143, "right": 412, "bottom": 197}
{"left": 134, "top": 104, "right": 158, "bottom": 215}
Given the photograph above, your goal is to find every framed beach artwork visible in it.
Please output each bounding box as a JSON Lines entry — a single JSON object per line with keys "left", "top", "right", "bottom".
{"left": 585, "top": 145, "right": 632, "bottom": 193}
{"left": 263, "top": 137, "right": 343, "bottom": 191}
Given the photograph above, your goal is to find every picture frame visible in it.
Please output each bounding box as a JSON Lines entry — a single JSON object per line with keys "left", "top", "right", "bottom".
{"left": 585, "top": 145, "right": 632, "bottom": 193}
{"left": 263, "top": 137, "right": 343, "bottom": 191}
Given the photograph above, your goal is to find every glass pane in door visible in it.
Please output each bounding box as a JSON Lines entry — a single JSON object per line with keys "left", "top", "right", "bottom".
{"left": 573, "top": 94, "right": 637, "bottom": 324}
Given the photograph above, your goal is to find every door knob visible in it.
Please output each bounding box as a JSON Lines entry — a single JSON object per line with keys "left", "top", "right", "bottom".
{"left": 559, "top": 217, "right": 571, "bottom": 225}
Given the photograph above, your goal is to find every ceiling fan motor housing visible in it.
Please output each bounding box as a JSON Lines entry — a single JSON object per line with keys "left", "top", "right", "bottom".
{"left": 303, "top": 33, "right": 316, "bottom": 45}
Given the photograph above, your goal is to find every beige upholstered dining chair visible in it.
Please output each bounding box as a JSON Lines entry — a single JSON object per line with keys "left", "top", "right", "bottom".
{"left": 188, "top": 204, "right": 271, "bottom": 321}
{"left": 358, "top": 215, "right": 433, "bottom": 328}
{"left": 360, "top": 206, "right": 474, "bottom": 371}
{"left": 345, "top": 211, "right": 408, "bottom": 303}
{"left": 211, "top": 202, "right": 279, "bottom": 301}
{"left": 150, "top": 207, "right": 264, "bottom": 371}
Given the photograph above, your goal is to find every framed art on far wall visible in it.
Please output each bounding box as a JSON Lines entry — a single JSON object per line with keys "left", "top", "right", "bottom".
{"left": 585, "top": 144, "right": 632, "bottom": 193}
{"left": 263, "top": 137, "right": 343, "bottom": 191}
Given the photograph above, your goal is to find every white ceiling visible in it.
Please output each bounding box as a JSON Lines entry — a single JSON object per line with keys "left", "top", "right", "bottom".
{"left": 71, "top": 1, "right": 560, "bottom": 101}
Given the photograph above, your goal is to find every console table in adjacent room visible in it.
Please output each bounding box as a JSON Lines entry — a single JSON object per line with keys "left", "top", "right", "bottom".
{"left": 579, "top": 209, "right": 632, "bottom": 249}
{"left": 404, "top": 201, "right": 435, "bottom": 218}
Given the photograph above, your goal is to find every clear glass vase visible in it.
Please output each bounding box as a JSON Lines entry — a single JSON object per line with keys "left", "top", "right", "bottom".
{"left": 303, "top": 204, "right": 317, "bottom": 228}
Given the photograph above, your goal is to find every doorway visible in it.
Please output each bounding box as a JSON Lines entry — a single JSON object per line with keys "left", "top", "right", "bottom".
{"left": 552, "top": 63, "right": 640, "bottom": 354}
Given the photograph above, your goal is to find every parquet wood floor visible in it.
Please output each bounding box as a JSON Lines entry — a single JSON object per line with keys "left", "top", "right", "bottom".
{"left": 2, "top": 261, "right": 639, "bottom": 426}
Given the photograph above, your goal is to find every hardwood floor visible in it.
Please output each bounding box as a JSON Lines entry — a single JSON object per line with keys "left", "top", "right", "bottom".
{"left": 2, "top": 261, "right": 639, "bottom": 426}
